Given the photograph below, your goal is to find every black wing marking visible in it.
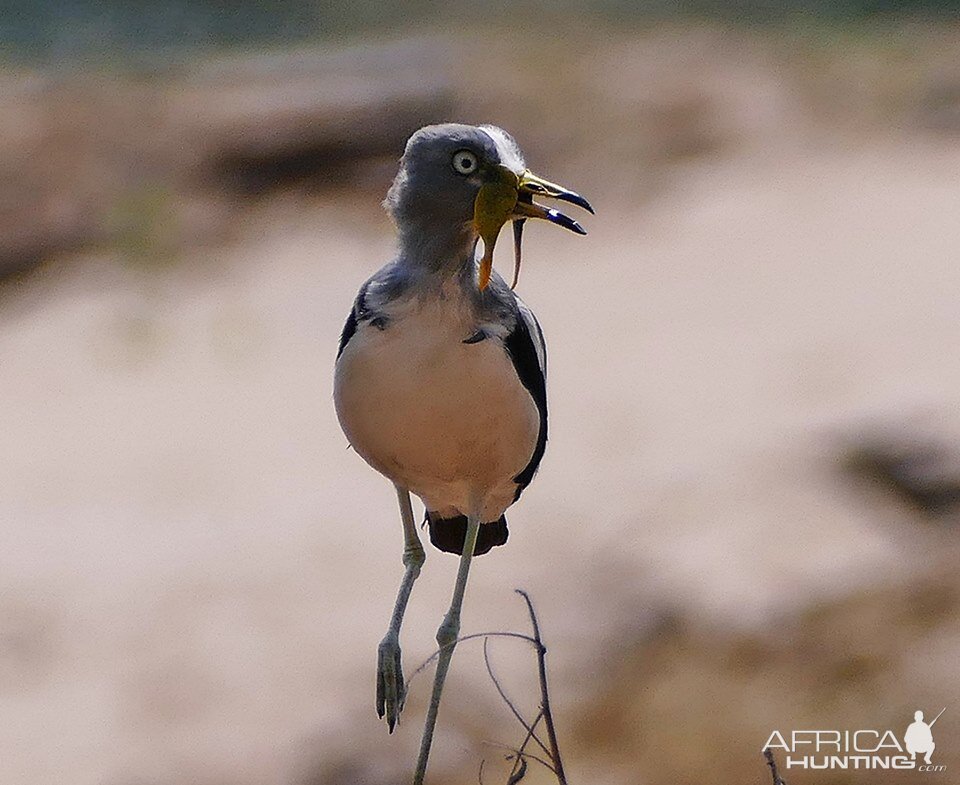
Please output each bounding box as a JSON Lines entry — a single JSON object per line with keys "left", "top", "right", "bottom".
{"left": 336, "top": 282, "right": 370, "bottom": 359}
{"left": 504, "top": 301, "right": 547, "bottom": 502}
{"left": 337, "top": 310, "right": 358, "bottom": 360}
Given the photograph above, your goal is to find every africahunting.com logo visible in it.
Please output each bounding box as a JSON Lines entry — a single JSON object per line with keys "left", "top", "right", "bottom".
{"left": 764, "top": 708, "right": 946, "bottom": 772}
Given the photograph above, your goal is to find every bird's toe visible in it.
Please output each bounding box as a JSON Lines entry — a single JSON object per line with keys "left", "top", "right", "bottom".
{"left": 376, "top": 635, "right": 405, "bottom": 732}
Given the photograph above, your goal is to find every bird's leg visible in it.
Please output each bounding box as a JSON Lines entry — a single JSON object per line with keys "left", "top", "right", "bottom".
{"left": 377, "top": 484, "right": 425, "bottom": 732}
{"left": 412, "top": 514, "right": 481, "bottom": 785}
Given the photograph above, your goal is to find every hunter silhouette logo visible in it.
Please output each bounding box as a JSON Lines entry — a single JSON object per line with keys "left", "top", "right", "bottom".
{"left": 905, "top": 708, "right": 945, "bottom": 766}
{"left": 763, "top": 707, "right": 947, "bottom": 772}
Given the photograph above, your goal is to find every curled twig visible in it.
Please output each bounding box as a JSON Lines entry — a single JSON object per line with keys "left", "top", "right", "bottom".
{"left": 507, "top": 756, "right": 528, "bottom": 784}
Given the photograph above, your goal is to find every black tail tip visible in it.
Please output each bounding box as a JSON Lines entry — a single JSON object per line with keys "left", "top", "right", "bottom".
{"left": 426, "top": 512, "right": 508, "bottom": 556}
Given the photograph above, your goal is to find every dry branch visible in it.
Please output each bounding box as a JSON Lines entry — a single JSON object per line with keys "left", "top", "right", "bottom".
{"left": 764, "top": 748, "right": 788, "bottom": 785}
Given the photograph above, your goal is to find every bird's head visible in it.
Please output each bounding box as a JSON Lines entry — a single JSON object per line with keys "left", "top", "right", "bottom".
{"left": 385, "top": 123, "right": 593, "bottom": 291}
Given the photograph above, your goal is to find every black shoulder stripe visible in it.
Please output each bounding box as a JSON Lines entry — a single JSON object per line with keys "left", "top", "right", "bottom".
{"left": 504, "top": 308, "right": 547, "bottom": 501}
{"left": 336, "top": 282, "right": 369, "bottom": 359}
{"left": 336, "top": 310, "right": 357, "bottom": 359}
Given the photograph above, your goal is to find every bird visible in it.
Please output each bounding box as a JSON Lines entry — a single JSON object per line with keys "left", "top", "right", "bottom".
{"left": 333, "top": 123, "right": 591, "bottom": 783}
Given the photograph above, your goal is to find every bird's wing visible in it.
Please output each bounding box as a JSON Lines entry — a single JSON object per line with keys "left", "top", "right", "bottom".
{"left": 337, "top": 262, "right": 413, "bottom": 360}
{"left": 336, "top": 280, "right": 369, "bottom": 359}
{"left": 505, "top": 296, "right": 547, "bottom": 501}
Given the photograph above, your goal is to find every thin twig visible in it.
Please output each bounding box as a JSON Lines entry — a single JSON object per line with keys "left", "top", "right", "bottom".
{"left": 403, "top": 593, "right": 567, "bottom": 784}
{"left": 508, "top": 709, "right": 548, "bottom": 780}
{"left": 478, "top": 759, "right": 485, "bottom": 784}
{"left": 483, "top": 741, "right": 556, "bottom": 774}
{"left": 764, "top": 748, "right": 788, "bottom": 785}
{"left": 483, "top": 637, "right": 552, "bottom": 758}
{"left": 406, "top": 631, "right": 540, "bottom": 688}
{"left": 516, "top": 589, "right": 568, "bottom": 785}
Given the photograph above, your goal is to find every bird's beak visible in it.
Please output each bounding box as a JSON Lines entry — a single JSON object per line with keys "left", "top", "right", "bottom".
{"left": 473, "top": 166, "right": 593, "bottom": 291}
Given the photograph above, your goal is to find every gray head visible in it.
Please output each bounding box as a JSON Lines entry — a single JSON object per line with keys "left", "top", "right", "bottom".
{"left": 384, "top": 123, "right": 593, "bottom": 289}
{"left": 385, "top": 124, "right": 523, "bottom": 255}
{"left": 916, "top": 711, "right": 924, "bottom": 722}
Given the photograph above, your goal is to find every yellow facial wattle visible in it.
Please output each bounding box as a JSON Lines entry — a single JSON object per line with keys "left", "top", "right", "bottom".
{"left": 472, "top": 169, "right": 519, "bottom": 291}
{"left": 470, "top": 164, "right": 592, "bottom": 291}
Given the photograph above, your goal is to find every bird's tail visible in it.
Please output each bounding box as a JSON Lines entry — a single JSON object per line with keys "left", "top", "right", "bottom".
{"left": 425, "top": 512, "right": 508, "bottom": 556}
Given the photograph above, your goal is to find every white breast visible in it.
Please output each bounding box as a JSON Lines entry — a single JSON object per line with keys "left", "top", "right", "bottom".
{"left": 334, "top": 285, "right": 539, "bottom": 522}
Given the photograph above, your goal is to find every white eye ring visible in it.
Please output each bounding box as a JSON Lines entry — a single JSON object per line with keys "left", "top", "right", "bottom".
{"left": 452, "top": 149, "right": 478, "bottom": 175}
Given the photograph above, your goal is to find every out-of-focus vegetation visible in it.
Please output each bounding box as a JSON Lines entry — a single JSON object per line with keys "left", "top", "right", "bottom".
{"left": 4, "top": 0, "right": 960, "bottom": 64}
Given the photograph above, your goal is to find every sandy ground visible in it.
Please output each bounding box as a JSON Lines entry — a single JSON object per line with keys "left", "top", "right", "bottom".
{"left": 3, "top": 118, "right": 960, "bottom": 782}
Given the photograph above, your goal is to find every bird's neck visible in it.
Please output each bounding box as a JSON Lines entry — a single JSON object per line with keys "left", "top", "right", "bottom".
{"left": 397, "top": 221, "right": 479, "bottom": 276}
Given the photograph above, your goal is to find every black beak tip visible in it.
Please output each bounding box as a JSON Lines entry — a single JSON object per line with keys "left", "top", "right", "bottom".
{"left": 545, "top": 208, "right": 588, "bottom": 235}
{"left": 568, "top": 192, "right": 595, "bottom": 215}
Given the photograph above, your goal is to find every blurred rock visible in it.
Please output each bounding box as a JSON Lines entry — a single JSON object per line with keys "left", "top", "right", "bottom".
{"left": 844, "top": 436, "right": 960, "bottom": 518}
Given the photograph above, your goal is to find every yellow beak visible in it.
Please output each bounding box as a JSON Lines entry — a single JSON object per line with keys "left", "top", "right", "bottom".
{"left": 473, "top": 166, "right": 593, "bottom": 291}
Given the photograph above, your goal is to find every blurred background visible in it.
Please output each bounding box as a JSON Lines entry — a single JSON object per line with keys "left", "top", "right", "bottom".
{"left": 3, "top": 2, "right": 960, "bottom": 784}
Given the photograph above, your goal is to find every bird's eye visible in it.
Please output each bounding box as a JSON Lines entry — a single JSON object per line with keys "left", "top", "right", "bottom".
{"left": 452, "top": 150, "right": 478, "bottom": 175}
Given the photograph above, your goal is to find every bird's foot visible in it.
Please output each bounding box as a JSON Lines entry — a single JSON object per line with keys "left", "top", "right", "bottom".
{"left": 376, "top": 632, "right": 405, "bottom": 732}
